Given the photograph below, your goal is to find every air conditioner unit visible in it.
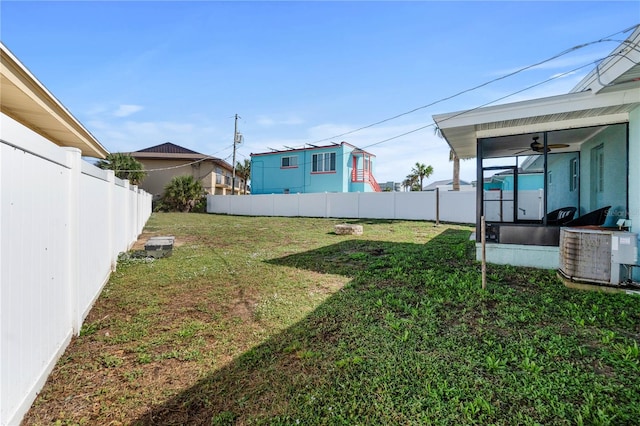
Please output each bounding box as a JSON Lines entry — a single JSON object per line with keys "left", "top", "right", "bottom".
{"left": 559, "top": 228, "right": 638, "bottom": 285}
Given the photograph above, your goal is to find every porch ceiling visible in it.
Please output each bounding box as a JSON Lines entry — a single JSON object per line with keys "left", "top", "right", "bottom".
{"left": 0, "top": 43, "right": 108, "bottom": 158}
{"left": 433, "top": 88, "right": 640, "bottom": 159}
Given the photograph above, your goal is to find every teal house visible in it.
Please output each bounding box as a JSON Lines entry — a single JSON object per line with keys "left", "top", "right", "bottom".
{"left": 250, "top": 142, "right": 381, "bottom": 194}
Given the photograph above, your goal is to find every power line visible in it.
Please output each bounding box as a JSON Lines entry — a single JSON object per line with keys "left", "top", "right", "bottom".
{"left": 251, "top": 44, "right": 633, "bottom": 170}
{"left": 277, "top": 24, "right": 638, "bottom": 150}
{"left": 361, "top": 58, "right": 608, "bottom": 152}
{"left": 109, "top": 143, "right": 235, "bottom": 173}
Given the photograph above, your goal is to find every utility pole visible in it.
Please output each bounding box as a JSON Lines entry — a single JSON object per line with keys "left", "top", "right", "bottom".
{"left": 231, "top": 114, "right": 240, "bottom": 195}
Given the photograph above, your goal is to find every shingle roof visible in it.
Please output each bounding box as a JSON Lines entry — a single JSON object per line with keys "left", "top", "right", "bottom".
{"left": 136, "top": 142, "right": 202, "bottom": 155}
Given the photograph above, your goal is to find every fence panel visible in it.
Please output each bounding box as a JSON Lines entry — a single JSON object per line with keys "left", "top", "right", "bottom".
{"left": 272, "top": 194, "right": 299, "bottom": 216}
{"left": 250, "top": 194, "right": 275, "bottom": 216}
{"left": 78, "top": 164, "right": 114, "bottom": 323}
{"left": 207, "top": 190, "right": 475, "bottom": 223}
{"left": 438, "top": 191, "right": 476, "bottom": 223}
{"left": 229, "top": 195, "right": 252, "bottom": 216}
{"left": 1, "top": 135, "right": 73, "bottom": 426}
{"left": 359, "top": 192, "right": 396, "bottom": 219}
{"left": 1, "top": 114, "right": 151, "bottom": 426}
{"left": 394, "top": 192, "right": 436, "bottom": 220}
{"left": 327, "top": 193, "right": 359, "bottom": 218}
{"left": 207, "top": 193, "right": 230, "bottom": 214}
{"left": 299, "top": 193, "right": 328, "bottom": 217}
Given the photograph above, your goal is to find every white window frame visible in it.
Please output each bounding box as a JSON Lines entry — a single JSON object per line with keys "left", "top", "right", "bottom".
{"left": 312, "top": 152, "right": 336, "bottom": 172}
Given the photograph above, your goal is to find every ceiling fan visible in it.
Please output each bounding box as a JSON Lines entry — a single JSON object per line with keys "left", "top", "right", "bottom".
{"left": 529, "top": 136, "right": 570, "bottom": 153}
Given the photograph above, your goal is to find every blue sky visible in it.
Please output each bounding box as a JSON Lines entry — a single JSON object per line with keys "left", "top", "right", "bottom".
{"left": 2, "top": 1, "right": 638, "bottom": 185}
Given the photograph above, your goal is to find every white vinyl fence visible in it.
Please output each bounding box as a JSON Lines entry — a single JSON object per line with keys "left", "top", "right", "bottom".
{"left": 0, "top": 115, "right": 152, "bottom": 426}
{"left": 207, "top": 190, "right": 476, "bottom": 223}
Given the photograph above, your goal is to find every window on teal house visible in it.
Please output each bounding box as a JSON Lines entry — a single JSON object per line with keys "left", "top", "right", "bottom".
{"left": 281, "top": 156, "right": 298, "bottom": 168}
{"left": 312, "top": 152, "right": 336, "bottom": 172}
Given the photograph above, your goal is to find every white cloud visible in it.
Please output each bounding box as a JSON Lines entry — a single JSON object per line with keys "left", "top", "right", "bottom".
{"left": 113, "top": 104, "right": 144, "bottom": 117}
{"left": 87, "top": 118, "right": 228, "bottom": 155}
{"left": 256, "top": 114, "right": 304, "bottom": 127}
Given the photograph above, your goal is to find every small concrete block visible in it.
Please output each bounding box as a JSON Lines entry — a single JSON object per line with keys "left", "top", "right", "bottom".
{"left": 334, "top": 224, "right": 363, "bottom": 235}
{"left": 145, "top": 236, "right": 175, "bottom": 258}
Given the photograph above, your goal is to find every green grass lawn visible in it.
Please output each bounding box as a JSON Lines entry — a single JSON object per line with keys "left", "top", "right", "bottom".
{"left": 24, "top": 214, "right": 640, "bottom": 425}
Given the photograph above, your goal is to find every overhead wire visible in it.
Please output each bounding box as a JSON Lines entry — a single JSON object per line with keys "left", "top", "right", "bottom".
{"left": 361, "top": 57, "right": 609, "bottom": 151}
{"left": 285, "top": 24, "right": 639, "bottom": 150}
{"left": 251, "top": 43, "right": 634, "bottom": 171}
{"left": 113, "top": 25, "right": 639, "bottom": 174}
{"left": 109, "top": 143, "right": 235, "bottom": 173}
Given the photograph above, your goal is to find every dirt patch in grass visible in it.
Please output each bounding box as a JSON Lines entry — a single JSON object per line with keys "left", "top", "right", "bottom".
{"left": 229, "top": 288, "right": 258, "bottom": 323}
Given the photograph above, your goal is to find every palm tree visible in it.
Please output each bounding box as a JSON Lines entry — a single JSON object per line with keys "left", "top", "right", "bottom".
{"left": 450, "top": 150, "right": 460, "bottom": 191}
{"left": 401, "top": 177, "right": 412, "bottom": 192}
{"left": 160, "top": 175, "right": 205, "bottom": 212}
{"left": 235, "top": 159, "right": 251, "bottom": 194}
{"left": 403, "top": 174, "right": 419, "bottom": 192}
{"left": 96, "top": 153, "right": 146, "bottom": 185}
{"left": 410, "top": 162, "right": 433, "bottom": 191}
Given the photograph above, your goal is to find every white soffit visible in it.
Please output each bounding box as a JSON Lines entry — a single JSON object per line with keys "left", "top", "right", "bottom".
{"left": 0, "top": 43, "right": 108, "bottom": 158}
{"left": 433, "top": 88, "right": 640, "bottom": 159}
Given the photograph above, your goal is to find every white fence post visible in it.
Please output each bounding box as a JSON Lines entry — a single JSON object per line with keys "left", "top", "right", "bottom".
{"left": 106, "top": 170, "right": 116, "bottom": 271}
{"left": 64, "top": 147, "right": 82, "bottom": 335}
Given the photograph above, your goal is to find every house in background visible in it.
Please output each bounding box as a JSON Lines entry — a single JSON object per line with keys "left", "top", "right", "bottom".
{"left": 250, "top": 142, "right": 381, "bottom": 194}
{"left": 380, "top": 181, "right": 402, "bottom": 192}
{"left": 128, "top": 142, "right": 247, "bottom": 199}
{"left": 424, "top": 179, "right": 473, "bottom": 192}
{"left": 433, "top": 26, "right": 640, "bottom": 282}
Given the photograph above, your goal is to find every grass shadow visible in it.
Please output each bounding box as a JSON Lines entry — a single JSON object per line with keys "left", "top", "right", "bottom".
{"left": 130, "top": 227, "right": 640, "bottom": 425}
{"left": 132, "top": 229, "right": 479, "bottom": 424}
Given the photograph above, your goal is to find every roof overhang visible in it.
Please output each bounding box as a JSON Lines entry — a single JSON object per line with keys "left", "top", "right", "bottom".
{"left": 0, "top": 42, "right": 108, "bottom": 158}
{"left": 571, "top": 25, "right": 640, "bottom": 94}
{"left": 129, "top": 151, "right": 233, "bottom": 170}
{"left": 432, "top": 88, "right": 640, "bottom": 159}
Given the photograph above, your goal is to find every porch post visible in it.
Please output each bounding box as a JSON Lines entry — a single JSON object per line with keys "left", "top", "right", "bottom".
{"left": 542, "top": 132, "right": 548, "bottom": 225}
{"left": 476, "top": 138, "right": 483, "bottom": 243}
{"left": 628, "top": 109, "right": 640, "bottom": 281}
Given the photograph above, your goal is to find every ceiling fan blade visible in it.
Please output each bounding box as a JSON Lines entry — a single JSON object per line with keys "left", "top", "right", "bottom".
{"left": 547, "top": 143, "right": 570, "bottom": 149}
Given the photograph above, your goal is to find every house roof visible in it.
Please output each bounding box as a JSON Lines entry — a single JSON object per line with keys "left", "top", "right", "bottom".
{"left": 432, "top": 26, "right": 640, "bottom": 159}
{"left": 251, "top": 141, "right": 375, "bottom": 157}
{"left": 129, "top": 142, "right": 233, "bottom": 170}
{"left": 423, "top": 179, "right": 471, "bottom": 190}
{"left": 136, "top": 142, "right": 202, "bottom": 155}
{"left": 0, "top": 42, "right": 109, "bottom": 158}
